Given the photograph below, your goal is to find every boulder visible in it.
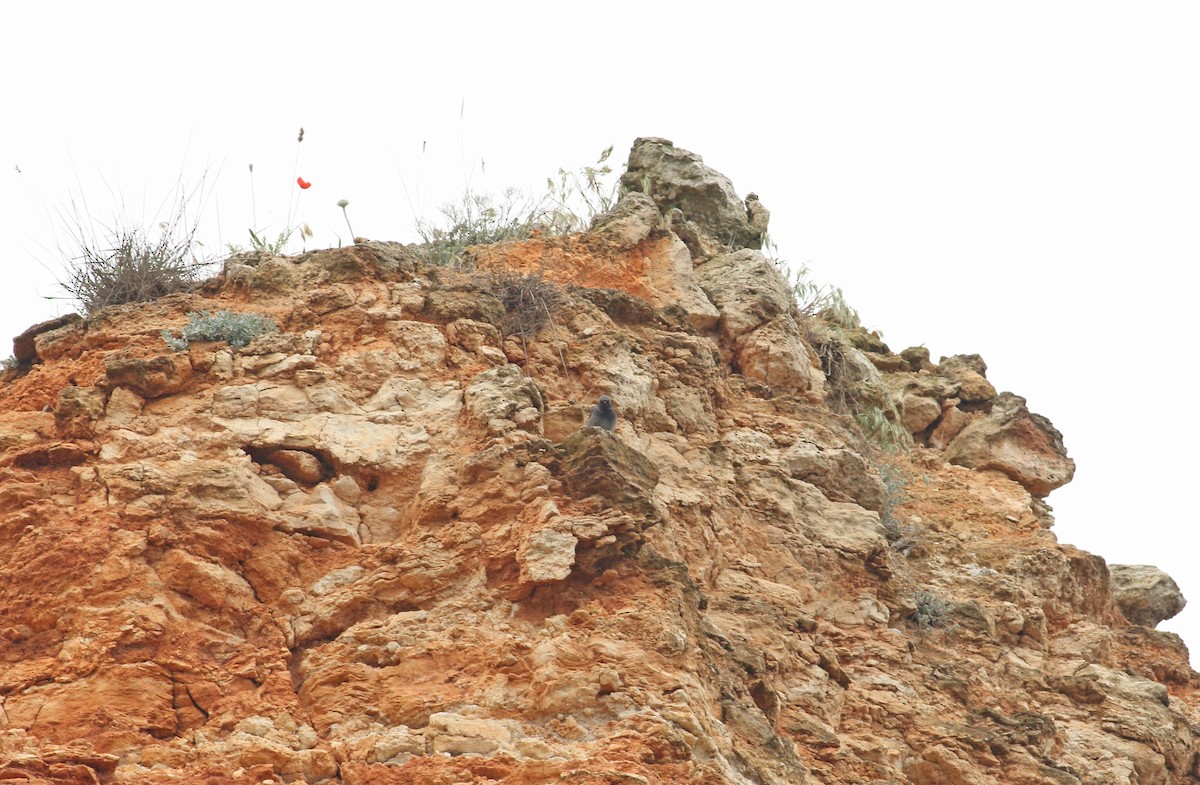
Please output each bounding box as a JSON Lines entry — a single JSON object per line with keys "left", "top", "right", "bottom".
{"left": 944, "top": 392, "right": 1075, "bottom": 496}
{"left": 1110, "top": 564, "right": 1187, "bottom": 627}
{"left": 588, "top": 191, "right": 663, "bottom": 247}
{"left": 620, "top": 137, "right": 766, "bottom": 250}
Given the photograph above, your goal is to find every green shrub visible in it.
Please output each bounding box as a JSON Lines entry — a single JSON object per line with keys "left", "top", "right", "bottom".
{"left": 161, "top": 310, "right": 278, "bottom": 350}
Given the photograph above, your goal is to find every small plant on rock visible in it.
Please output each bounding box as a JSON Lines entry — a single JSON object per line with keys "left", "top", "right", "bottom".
{"left": 543, "top": 145, "right": 622, "bottom": 233}
{"left": 878, "top": 464, "right": 907, "bottom": 541}
{"left": 161, "top": 309, "right": 278, "bottom": 350}
{"left": 486, "top": 271, "right": 566, "bottom": 339}
{"left": 57, "top": 187, "right": 211, "bottom": 314}
{"left": 416, "top": 188, "right": 546, "bottom": 267}
{"left": 856, "top": 406, "right": 911, "bottom": 453}
{"left": 910, "top": 591, "right": 955, "bottom": 632}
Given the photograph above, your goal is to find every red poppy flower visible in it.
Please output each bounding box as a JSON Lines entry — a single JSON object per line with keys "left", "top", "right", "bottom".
{"left": 297, "top": 177, "right": 312, "bottom": 189}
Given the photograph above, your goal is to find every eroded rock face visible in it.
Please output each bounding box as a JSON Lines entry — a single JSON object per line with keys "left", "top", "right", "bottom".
{"left": 0, "top": 140, "right": 1191, "bottom": 785}
{"left": 1110, "top": 564, "right": 1187, "bottom": 627}
{"left": 695, "top": 249, "right": 821, "bottom": 396}
{"left": 621, "top": 137, "right": 768, "bottom": 251}
{"left": 944, "top": 392, "right": 1076, "bottom": 496}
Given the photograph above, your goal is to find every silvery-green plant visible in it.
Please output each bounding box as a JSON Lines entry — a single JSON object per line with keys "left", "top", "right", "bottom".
{"left": 161, "top": 309, "right": 278, "bottom": 350}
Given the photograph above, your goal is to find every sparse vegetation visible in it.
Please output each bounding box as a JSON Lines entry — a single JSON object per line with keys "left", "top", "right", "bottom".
{"left": 337, "top": 199, "right": 354, "bottom": 241}
{"left": 780, "top": 262, "right": 910, "bottom": 452}
{"left": 910, "top": 591, "right": 954, "bottom": 632}
{"left": 161, "top": 309, "right": 278, "bottom": 350}
{"left": 414, "top": 148, "right": 622, "bottom": 268}
{"left": 878, "top": 464, "right": 907, "bottom": 541}
{"left": 57, "top": 189, "right": 212, "bottom": 314}
{"left": 486, "top": 271, "right": 566, "bottom": 340}
{"left": 415, "top": 188, "right": 547, "bottom": 267}
{"left": 1, "top": 355, "right": 17, "bottom": 371}
{"left": 543, "top": 146, "right": 622, "bottom": 233}
{"left": 247, "top": 227, "right": 291, "bottom": 256}
{"left": 856, "top": 406, "right": 911, "bottom": 453}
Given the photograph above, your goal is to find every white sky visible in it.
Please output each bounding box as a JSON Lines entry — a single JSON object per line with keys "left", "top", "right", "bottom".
{"left": 3, "top": 3, "right": 1198, "bottom": 659}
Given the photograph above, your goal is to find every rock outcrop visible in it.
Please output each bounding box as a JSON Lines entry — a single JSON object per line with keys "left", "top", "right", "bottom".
{"left": 0, "top": 140, "right": 1193, "bottom": 785}
{"left": 1111, "top": 564, "right": 1188, "bottom": 627}
{"left": 621, "top": 136, "right": 769, "bottom": 252}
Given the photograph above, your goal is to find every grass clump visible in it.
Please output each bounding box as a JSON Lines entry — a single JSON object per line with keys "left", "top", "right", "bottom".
{"left": 161, "top": 310, "right": 278, "bottom": 350}
{"left": 910, "top": 591, "right": 955, "bottom": 632}
{"left": 58, "top": 190, "right": 211, "bottom": 315}
{"left": 544, "top": 145, "right": 622, "bottom": 233}
{"left": 856, "top": 406, "right": 912, "bottom": 453}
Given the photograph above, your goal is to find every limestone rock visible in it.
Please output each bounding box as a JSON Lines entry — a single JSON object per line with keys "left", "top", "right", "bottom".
{"left": 695, "top": 249, "right": 818, "bottom": 395}
{"left": 0, "top": 142, "right": 1194, "bottom": 785}
{"left": 54, "top": 386, "right": 105, "bottom": 438}
{"left": 558, "top": 429, "right": 660, "bottom": 521}
{"left": 621, "top": 137, "right": 767, "bottom": 250}
{"left": 588, "top": 191, "right": 663, "bottom": 246}
{"left": 900, "top": 393, "right": 941, "bottom": 434}
{"left": 1110, "top": 564, "right": 1187, "bottom": 627}
{"left": 12, "top": 313, "right": 82, "bottom": 365}
{"left": 944, "top": 392, "right": 1075, "bottom": 496}
{"left": 104, "top": 354, "right": 192, "bottom": 399}
{"left": 463, "top": 364, "right": 545, "bottom": 437}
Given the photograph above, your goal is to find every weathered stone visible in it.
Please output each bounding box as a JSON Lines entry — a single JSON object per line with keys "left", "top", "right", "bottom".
{"left": 929, "top": 402, "right": 977, "bottom": 450}
{"left": 944, "top": 392, "right": 1075, "bottom": 496}
{"left": 694, "top": 250, "right": 819, "bottom": 395}
{"left": 1110, "top": 564, "right": 1187, "bottom": 627}
{"left": 104, "top": 354, "right": 192, "bottom": 398}
{"left": 55, "top": 386, "right": 105, "bottom": 438}
{"left": 424, "top": 288, "right": 505, "bottom": 325}
{"left": 900, "top": 345, "right": 934, "bottom": 372}
{"left": 264, "top": 448, "right": 326, "bottom": 484}
{"left": 588, "top": 191, "right": 662, "bottom": 246}
{"left": 463, "top": 364, "right": 545, "bottom": 437}
{"left": 518, "top": 528, "right": 577, "bottom": 583}
{"left": 940, "top": 353, "right": 988, "bottom": 377}
{"left": 782, "top": 441, "right": 887, "bottom": 511}
{"left": 558, "top": 429, "right": 659, "bottom": 521}
{"left": 901, "top": 393, "right": 941, "bottom": 434}
{"left": 12, "top": 313, "right": 82, "bottom": 364}
{"left": 621, "top": 137, "right": 767, "bottom": 250}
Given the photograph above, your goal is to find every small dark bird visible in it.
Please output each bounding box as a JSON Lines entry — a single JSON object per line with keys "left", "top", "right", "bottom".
{"left": 586, "top": 395, "right": 617, "bottom": 431}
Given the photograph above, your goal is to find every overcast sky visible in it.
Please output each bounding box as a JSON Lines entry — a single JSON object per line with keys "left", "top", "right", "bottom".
{"left": 3, "top": 3, "right": 1198, "bottom": 659}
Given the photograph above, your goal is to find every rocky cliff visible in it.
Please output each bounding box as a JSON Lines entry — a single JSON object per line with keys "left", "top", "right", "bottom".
{"left": 1, "top": 138, "right": 1195, "bottom": 785}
